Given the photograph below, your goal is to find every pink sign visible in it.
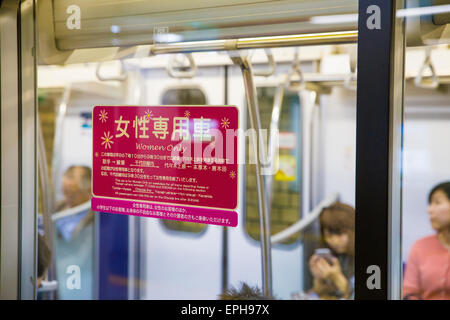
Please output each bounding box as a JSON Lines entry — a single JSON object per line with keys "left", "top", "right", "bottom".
{"left": 91, "top": 106, "right": 239, "bottom": 227}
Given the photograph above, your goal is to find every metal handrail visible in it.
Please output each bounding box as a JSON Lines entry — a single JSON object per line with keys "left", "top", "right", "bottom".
{"left": 271, "top": 192, "right": 339, "bottom": 244}
{"left": 148, "top": 31, "right": 358, "bottom": 55}
{"left": 51, "top": 200, "right": 91, "bottom": 222}
{"left": 230, "top": 50, "right": 317, "bottom": 297}
{"left": 230, "top": 51, "right": 273, "bottom": 298}
{"left": 51, "top": 86, "right": 71, "bottom": 197}
{"left": 37, "top": 117, "right": 56, "bottom": 297}
{"left": 38, "top": 119, "right": 54, "bottom": 239}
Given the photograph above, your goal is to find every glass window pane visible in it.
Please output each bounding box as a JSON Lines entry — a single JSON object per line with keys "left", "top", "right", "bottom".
{"left": 31, "top": 0, "right": 374, "bottom": 300}
{"left": 37, "top": 49, "right": 358, "bottom": 300}
{"left": 401, "top": 1, "right": 450, "bottom": 301}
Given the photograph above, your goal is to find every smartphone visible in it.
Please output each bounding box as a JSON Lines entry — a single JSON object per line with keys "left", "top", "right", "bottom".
{"left": 314, "top": 248, "right": 335, "bottom": 265}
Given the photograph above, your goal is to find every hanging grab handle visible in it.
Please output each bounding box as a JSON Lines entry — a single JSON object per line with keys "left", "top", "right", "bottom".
{"left": 251, "top": 49, "right": 276, "bottom": 77}
{"left": 415, "top": 48, "right": 439, "bottom": 89}
{"left": 167, "top": 53, "right": 197, "bottom": 79}
{"left": 96, "top": 60, "right": 128, "bottom": 82}
{"left": 344, "top": 70, "right": 357, "bottom": 91}
{"left": 287, "top": 49, "right": 305, "bottom": 91}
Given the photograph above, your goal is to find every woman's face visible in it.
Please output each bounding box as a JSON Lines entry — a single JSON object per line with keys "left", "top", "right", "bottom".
{"left": 323, "top": 229, "right": 350, "bottom": 254}
{"left": 428, "top": 190, "right": 450, "bottom": 232}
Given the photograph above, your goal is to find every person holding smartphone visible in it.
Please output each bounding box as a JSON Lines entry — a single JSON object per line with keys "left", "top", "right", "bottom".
{"left": 308, "top": 202, "right": 355, "bottom": 300}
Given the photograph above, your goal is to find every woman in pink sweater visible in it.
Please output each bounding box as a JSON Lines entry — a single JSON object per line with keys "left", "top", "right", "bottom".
{"left": 403, "top": 182, "right": 450, "bottom": 300}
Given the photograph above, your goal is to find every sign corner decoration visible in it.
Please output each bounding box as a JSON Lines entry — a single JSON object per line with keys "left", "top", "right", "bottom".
{"left": 91, "top": 105, "right": 239, "bottom": 227}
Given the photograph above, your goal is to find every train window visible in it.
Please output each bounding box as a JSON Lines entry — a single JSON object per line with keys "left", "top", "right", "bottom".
{"left": 245, "top": 87, "right": 301, "bottom": 245}
{"left": 159, "top": 86, "right": 208, "bottom": 234}
{"left": 392, "top": 3, "right": 450, "bottom": 300}
{"left": 36, "top": 75, "right": 127, "bottom": 299}
{"left": 161, "top": 87, "right": 207, "bottom": 106}
{"left": 401, "top": 46, "right": 450, "bottom": 300}
{"left": 37, "top": 86, "right": 97, "bottom": 299}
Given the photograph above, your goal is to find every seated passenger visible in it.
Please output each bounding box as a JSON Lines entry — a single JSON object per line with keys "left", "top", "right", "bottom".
{"left": 54, "top": 165, "right": 95, "bottom": 299}
{"left": 403, "top": 182, "right": 450, "bottom": 300}
{"left": 308, "top": 202, "right": 355, "bottom": 300}
{"left": 55, "top": 165, "right": 94, "bottom": 239}
{"left": 57, "top": 165, "right": 91, "bottom": 210}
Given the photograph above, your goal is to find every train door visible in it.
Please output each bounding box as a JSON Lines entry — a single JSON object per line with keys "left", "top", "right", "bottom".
{"left": 0, "top": 0, "right": 37, "bottom": 299}
{"left": 36, "top": 48, "right": 355, "bottom": 300}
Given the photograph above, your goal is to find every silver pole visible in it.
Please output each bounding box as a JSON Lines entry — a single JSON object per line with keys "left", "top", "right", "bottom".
{"left": 149, "top": 31, "right": 358, "bottom": 55}
{"left": 37, "top": 117, "right": 56, "bottom": 298}
{"left": 230, "top": 53, "right": 272, "bottom": 297}
{"left": 52, "top": 86, "right": 71, "bottom": 199}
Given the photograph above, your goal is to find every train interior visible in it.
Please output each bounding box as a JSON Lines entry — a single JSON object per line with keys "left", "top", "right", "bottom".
{"left": 35, "top": 43, "right": 450, "bottom": 299}
{"left": 1, "top": 0, "right": 450, "bottom": 300}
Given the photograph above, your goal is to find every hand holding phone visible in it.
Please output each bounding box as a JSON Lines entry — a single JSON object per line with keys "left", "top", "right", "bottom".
{"left": 314, "top": 248, "right": 335, "bottom": 265}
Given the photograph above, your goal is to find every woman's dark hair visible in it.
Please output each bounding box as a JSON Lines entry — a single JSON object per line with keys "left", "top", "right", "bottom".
{"left": 319, "top": 202, "right": 355, "bottom": 235}
{"left": 428, "top": 182, "right": 450, "bottom": 203}
{"left": 319, "top": 202, "right": 355, "bottom": 257}
{"left": 38, "top": 233, "right": 52, "bottom": 278}
{"left": 318, "top": 202, "right": 356, "bottom": 283}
